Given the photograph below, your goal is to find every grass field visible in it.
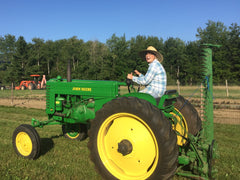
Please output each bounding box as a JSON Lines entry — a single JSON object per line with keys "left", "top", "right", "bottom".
{"left": 0, "top": 85, "right": 239, "bottom": 179}
{"left": 0, "top": 106, "right": 102, "bottom": 180}
{"left": 0, "top": 106, "right": 239, "bottom": 180}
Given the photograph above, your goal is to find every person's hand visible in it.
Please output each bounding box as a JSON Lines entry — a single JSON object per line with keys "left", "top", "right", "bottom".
{"left": 127, "top": 73, "right": 133, "bottom": 79}
{"left": 134, "top": 70, "right": 141, "bottom": 76}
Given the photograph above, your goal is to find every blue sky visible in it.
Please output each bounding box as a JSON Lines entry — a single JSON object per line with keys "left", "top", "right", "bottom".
{"left": 0, "top": 0, "right": 239, "bottom": 43}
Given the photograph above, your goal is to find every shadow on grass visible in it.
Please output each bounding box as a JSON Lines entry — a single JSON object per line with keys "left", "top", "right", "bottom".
{"left": 40, "top": 134, "right": 63, "bottom": 156}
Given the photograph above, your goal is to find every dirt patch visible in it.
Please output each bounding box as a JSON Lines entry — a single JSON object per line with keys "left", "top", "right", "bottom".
{"left": 196, "top": 108, "right": 240, "bottom": 125}
{"left": 0, "top": 97, "right": 239, "bottom": 124}
{"left": 0, "top": 98, "right": 46, "bottom": 109}
{"left": 189, "top": 97, "right": 240, "bottom": 108}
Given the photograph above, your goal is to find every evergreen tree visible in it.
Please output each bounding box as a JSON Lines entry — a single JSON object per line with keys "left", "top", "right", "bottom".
{"left": 163, "top": 37, "right": 187, "bottom": 85}
{"left": 0, "top": 20, "right": 239, "bottom": 85}
{"left": 106, "top": 34, "right": 130, "bottom": 81}
{"left": 228, "top": 23, "right": 240, "bottom": 84}
{"left": 0, "top": 34, "right": 16, "bottom": 84}
{"left": 6, "top": 36, "right": 28, "bottom": 83}
{"left": 27, "top": 38, "right": 45, "bottom": 75}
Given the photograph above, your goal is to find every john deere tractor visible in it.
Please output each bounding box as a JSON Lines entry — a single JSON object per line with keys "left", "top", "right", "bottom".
{"left": 12, "top": 45, "right": 218, "bottom": 179}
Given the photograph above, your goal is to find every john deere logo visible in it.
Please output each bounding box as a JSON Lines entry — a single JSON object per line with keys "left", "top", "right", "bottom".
{"left": 72, "top": 87, "right": 92, "bottom": 92}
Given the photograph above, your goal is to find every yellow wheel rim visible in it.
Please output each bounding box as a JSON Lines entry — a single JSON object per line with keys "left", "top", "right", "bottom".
{"left": 97, "top": 113, "right": 159, "bottom": 180}
{"left": 65, "top": 133, "right": 80, "bottom": 139}
{"left": 16, "top": 132, "right": 33, "bottom": 156}
{"left": 170, "top": 108, "right": 188, "bottom": 146}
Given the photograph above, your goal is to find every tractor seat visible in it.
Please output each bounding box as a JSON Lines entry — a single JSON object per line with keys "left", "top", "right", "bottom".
{"left": 155, "top": 90, "right": 177, "bottom": 106}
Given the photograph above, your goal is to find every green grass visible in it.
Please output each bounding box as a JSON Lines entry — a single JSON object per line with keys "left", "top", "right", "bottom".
{"left": 214, "top": 123, "right": 240, "bottom": 179}
{"left": 0, "top": 106, "right": 102, "bottom": 180}
{"left": 0, "top": 106, "right": 239, "bottom": 179}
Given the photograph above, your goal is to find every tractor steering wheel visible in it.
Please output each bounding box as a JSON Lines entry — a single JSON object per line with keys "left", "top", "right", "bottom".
{"left": 126, "top": 78, "right": 141, "bottom": 93}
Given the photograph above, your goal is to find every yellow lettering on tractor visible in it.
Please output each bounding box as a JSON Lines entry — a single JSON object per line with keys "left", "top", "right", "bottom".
{"left": 72, "top": 87, "right": 92, "bottom": 92}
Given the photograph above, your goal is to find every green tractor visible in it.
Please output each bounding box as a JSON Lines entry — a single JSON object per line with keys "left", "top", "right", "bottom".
{"left": 12, "top": 45, "right": 218, "bottom": 179}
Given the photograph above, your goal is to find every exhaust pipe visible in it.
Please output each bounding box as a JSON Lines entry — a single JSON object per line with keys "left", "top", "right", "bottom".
{"left": 67, "top": 60, "right": 72, "bottom": 82}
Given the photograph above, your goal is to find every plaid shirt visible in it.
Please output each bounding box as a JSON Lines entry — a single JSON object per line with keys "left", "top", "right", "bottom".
{"left": 132, "top": 59, "right": 166, "bottom": 98}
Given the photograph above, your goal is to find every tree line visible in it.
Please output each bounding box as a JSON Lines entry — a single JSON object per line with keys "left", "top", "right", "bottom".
{"left": 0, "top": 20, "right": 239, "bottom": 86}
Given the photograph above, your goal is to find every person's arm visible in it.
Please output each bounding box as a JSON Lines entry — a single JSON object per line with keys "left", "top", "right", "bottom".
{"left": 134, "top": 70, "right": 141, "bottom": 76}
{"left": 127, "top": 70, "right": 141, "bottom": 79}
{"left": 132, "top": 65, "right": 155, "bottom": 85}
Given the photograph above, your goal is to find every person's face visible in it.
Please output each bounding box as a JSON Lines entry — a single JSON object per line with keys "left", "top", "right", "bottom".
{"left": 145, "top": 52, "right": 156, "bottom": 63}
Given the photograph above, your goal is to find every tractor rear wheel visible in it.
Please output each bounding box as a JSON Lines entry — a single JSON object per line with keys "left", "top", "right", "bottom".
{"left": 88, "top": 97, "right": 178, "bottom": 180}
{"left": 12, "top": 124, "right": 40, "bottom": 159}
{"left": 174, "top": 95, "right": 202, "bottom": 136}
{"left": 62, "top": 123, "right": 88, "bottom": 141}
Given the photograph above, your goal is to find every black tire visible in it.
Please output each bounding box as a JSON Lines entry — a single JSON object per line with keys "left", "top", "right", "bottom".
{"left": 88, "top": 97, "right": 178, "bottom": 180}
{"left": 21, "top": 85, "right": 26, "bottom": 90}
{"left": 28, "top": 83, "right": 35, "bottom": 90}
{"left": 62, "top": 123, "right": 88, "bottom": 141}
{"left": 174, "top": 95, "right": 202, "bottom": 136}
{"left": 12, "top": 124, "right": 41, "bottom": 159}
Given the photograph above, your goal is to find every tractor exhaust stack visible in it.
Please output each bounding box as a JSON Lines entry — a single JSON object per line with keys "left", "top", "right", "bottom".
{"left": 67, "top": 60, "right": 72, "bottom": 82}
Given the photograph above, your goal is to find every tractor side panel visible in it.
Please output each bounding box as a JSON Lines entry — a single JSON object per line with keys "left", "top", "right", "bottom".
{"left": 46, "top": 79, "right": 122, "bottom": 115}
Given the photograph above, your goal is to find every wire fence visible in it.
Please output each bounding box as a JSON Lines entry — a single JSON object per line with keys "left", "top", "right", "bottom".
{"left": 167, "top": 85, "right": 240, "bottom": 125}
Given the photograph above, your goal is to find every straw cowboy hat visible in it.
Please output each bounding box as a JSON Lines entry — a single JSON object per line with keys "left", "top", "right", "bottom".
{"left": 139, "top": 46, "right": 164, "bottom": 62}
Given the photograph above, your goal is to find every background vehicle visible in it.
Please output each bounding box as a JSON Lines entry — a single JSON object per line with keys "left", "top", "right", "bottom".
{"left": 15, "top": 75, "right": 46, "bottom": 90}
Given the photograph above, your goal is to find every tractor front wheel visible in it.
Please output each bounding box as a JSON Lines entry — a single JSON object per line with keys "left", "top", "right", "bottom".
{"left": 12, "top": 124, "right": 40, "bottom": 159}
{"left": 88, "top": 97, "right": 178, "bottom": 180}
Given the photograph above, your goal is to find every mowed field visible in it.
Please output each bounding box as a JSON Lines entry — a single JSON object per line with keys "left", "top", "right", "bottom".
{"left": 0, "top": 86, "right": 239, "bottom": 179}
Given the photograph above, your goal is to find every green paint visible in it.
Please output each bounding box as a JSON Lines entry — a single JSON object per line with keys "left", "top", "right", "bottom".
{"left": 202, "top": 44, "right": 221, "bottom": 144}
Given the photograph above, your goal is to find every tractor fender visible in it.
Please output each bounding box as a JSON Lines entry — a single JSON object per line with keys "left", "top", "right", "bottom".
{"left": 121, "top": 92, "right": 157, "bottom": 106}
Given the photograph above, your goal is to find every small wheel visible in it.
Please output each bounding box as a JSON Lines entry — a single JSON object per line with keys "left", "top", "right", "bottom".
{"left": 88, "top": 97, "right": 178, "bottom": 180}
{"left": 12, "top": 124, "right": 40, "bottom": 159}
{"left": 62, "top": 123, "right": 88, "bottom": 141}
{"left": 208, "top": 140, "right": 217, "bottom": 178}
{"left": 174, "top": 95, "right": 202, "bottom": 136}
